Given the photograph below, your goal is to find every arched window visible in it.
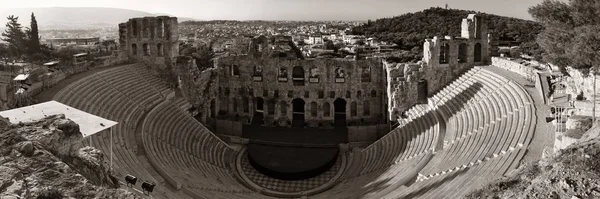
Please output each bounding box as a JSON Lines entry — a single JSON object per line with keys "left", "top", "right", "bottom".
{"left": 439, "top": 43, "right": 450, "bottom": 64}
{"left": 131, "top": 44, "right": 137, "bottom": 55}
{"left": 357, "top": 90, "right": 362, "bottom": 98}
{"left": 156, "top": 43, "right": 164, "bottom": 56}
{"left": 323, "top": 102, "right": 331, "bottom": 117}
{"left": 292, "top": 66, "right": 305, "bottom": 86}
{"left": 131, "top": 20, "right": 138, "bottom": 37}
{"left": 143, "top": 43, "right": 150, "bottom": 56}
{"left": 310, "top": 102, "right": 318, "bottom": 117}
{"left": 363, "top": 101, "right": 371, "bottom": 116}
{"left": 280, "top": 101, "right": 287, "bottom": 115}
{"left": 350, "top": 102, "right": 358, "bottom": 117}
{"left": 143, "top": 18, "right": 149, "bottom": 38}
{"left": 267, "top": 100, "right": 275, "bottom": 115}
{"left": 156, "top": 18, "right": 164, "bottom": 37}
{"left": 220, "top": 96, "right": 228, "bottom": 112}
{"left": 243, "top": 97, "right": 249, "bottom": 113}
{"left": 346, "top": 91, "right": 351, "bottom": 98}
{"left": 474, "top": 43, "right": 482, "bottom": 62}
{"left": 370, "top": 90, "right": 377, "bottom": 98}
{"left": 458, "top": 43, "right": 468, "bottom": 63}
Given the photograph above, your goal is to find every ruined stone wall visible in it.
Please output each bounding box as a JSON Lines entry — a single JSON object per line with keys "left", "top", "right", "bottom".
{"left": 119, "top": 16, "right": 179, "bottom": 70}
{"left": 175, "top": 56, "right": 219, "bottom": 123}
{"left": 385, "top": 14, "right": 491, "bottom": 120}
{"left": 211, "top": 55, "right": 386, "bottom": 127}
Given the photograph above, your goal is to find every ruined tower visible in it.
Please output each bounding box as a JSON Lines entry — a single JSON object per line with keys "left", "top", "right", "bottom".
{"left": 119, "top": 16, "right": 179, "bottom": 69}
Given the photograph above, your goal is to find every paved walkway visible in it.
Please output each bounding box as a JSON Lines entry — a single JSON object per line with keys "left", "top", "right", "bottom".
{"left": 482, "top": 65, "right": 555, "bottom": 164}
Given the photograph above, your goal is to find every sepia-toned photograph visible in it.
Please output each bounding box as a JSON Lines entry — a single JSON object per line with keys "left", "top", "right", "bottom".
{"left": 0, "top": 0, "right": 599, "bottom": 198}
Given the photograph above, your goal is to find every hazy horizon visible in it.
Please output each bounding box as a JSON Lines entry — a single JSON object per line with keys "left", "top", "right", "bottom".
{"left": 4, "top": 0, "right": 543, "bottom": 21}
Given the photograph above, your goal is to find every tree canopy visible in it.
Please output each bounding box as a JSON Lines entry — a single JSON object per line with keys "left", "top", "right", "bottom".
{"left": 529, "top": 0, "right": 600, "bottom": 70}
{"left": 351, "top": 7, "right": 543, "bottom": 51}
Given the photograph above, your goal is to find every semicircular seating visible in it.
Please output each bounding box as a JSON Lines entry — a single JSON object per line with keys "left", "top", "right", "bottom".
{"left": 311, "top": 66, "right": 535, "bottom": 199}
{"left": 54, "top": 64, "right": 535, "bottom": 199}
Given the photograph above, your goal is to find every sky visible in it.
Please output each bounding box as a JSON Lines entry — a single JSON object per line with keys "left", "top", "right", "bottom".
{"left": 4, "top": 0, "right": 544, "bottom": 21}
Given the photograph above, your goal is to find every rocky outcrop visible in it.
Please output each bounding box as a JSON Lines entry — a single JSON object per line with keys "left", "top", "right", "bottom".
{"left": 0, "top": 114, "right": 138, "bottom": 198}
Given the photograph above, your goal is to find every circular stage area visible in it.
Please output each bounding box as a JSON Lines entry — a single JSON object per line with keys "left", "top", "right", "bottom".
{"left": 247, "top": 144, "right": 339, "bottom": 180}
{"left": 236, "top": 147, "right": 346, "bottom": 196}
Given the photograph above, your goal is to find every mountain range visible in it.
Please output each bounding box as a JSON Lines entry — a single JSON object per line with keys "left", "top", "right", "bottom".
{"left": 0, "top": 7, "right": 198, "bottom": 30}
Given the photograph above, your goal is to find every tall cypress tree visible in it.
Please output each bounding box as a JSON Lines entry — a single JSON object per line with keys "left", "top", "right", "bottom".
{"left": 27, "top": 12, "right": 40, "bottom": 55}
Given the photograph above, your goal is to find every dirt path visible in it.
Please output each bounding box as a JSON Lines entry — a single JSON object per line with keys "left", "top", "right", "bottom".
{"left": 34, "top": 64, "right": 131, "bottom": 103}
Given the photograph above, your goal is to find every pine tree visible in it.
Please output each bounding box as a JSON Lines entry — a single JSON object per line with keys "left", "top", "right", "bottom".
{"left": 529, "top": 0, "right": 600, "bottom": 70}
{"left": 1, "top": 15, "right": 26, "bottom": 59}
{"left": 27, "top": 12, "right": 41, "bottom": 55}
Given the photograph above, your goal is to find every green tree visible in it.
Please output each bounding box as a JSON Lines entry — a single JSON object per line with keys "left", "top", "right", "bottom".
{"left": 529, "top": 0, "right": 600, "bottom": 70}
{"left": 1, "top": 15, "right": 26, "bottom": 60}
{"left": 26, "top": 12, "right": 41, "bottom": 55}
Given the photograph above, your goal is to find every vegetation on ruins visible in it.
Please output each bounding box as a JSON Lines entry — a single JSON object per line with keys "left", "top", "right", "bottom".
{"left": 1, "top": 13, "right": 52, "bottom": 64}
{"left": 529, "top": 0, "right": 600, "bottom": 71}
{"left": 351, "top": 7, "right": 544, "bottom": 61}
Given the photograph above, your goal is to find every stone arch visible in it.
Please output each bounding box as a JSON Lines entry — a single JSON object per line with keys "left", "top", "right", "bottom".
{"left": 363, "top": 100, "right": 370, "bottom": 116}
{"left": 143, "top": 43, "right": 150, "bottom": 56}
{"left": 255, "top": 97, "right": 264, "bottom": 112}
{"left": 310, "top": 102, "right": 318, "bottom": 117}
{"left": 156, "top": 18, "right": 164, "bottom": 37}
{"left": 474, "top": 43, "right": 482, "bottom": 62}
{"left": 292, "top": 98, "right": 305, "bottom": 127}
{"left": 131, "top": 43, "right": 137, "bottom": 55}
{"left": 131, "top": 20, "right": 138, "bottom": 37}
{"left": 439, "top": 43, "right": 450, "bottom": 64}
{"left": 334, "top": 98, "right": 347, "bottom": 126}
{"left": 350, "top": 101, "right": 357, "bottom": 117}
{"left": 458, "top": 43, "right": 468, "bottom": 63}
{"left": 143, "top": 18, "right": 149, "bottom": 38}
{"left": 292, "top": 66, "right": 304, "bottom": 86}
{"left": 156, "top": 43, "right": 164, "bottom": 56}
{"left": 323, "top": 102, "right": 331, "bottom": 117}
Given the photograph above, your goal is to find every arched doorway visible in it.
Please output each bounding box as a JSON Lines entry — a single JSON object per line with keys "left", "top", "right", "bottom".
{"left": 474, "top": 43, "right": 482, "bottom": 62}
{"left": 333, "top": 98, "right": 347, "bottom": 127}
{"left": 417, "top": 79, "right": 428, "bottom": 104}
{"left": 292, "top": 98, "right": 305, "bottom": 127}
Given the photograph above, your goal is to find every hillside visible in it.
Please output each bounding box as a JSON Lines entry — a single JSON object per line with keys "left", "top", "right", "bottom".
{"left": 0, "top": 114, "right": 139, "bottom": 198}
{"left": 0, "top": 7, "right": 195, "bottom": 30}
{"left": 466, "top": 125, "right": 600, "bottom": 198}
{"left": 352, "top": 7, "right": 543, "bottom": 50}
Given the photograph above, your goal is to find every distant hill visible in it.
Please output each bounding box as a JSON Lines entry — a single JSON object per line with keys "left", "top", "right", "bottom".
{"left": 0, "top": 7, "right": 197, "bottom": 30}
{"left": 352, "top": 7, "right": 543, "bottom": 50}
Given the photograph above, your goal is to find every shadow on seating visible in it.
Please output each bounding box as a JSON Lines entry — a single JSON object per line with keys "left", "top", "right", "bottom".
{"left": 324, "top": 82, "right": 484, "bottom": 198}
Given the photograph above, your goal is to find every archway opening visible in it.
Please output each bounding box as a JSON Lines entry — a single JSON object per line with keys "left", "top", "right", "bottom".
{"left": 418, "top": 79, "right": 428, "bottom": 104}
{"left": 255, "top": 97, "right": 264, "bottom": 112}
{"left": 292, "top": 98, "right": 305, "bottom": 127}
{"left": 458, "top": 43, "right": 468, "bottom": 63}
{"left": 474, "top": 43, "right": 482, "bottom": 62}
{"left": 333, "top": 98, "right": 347, "bottom": 127}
